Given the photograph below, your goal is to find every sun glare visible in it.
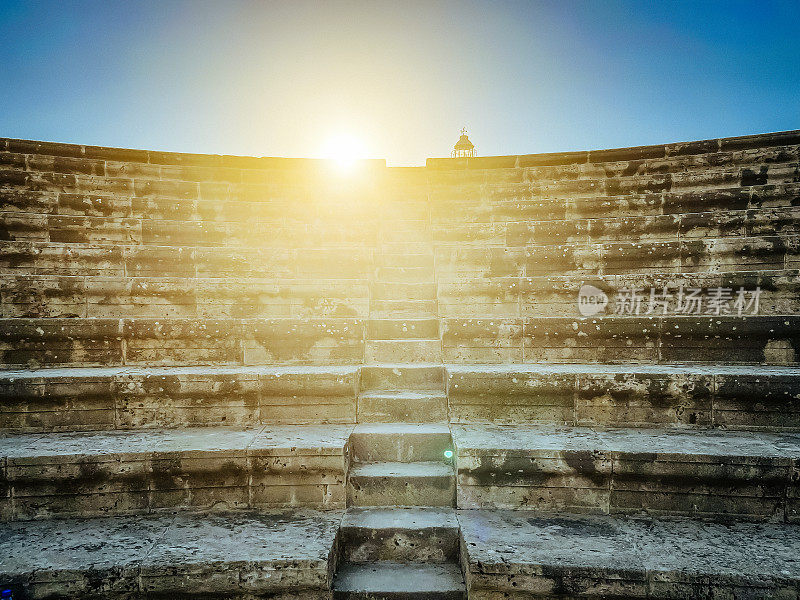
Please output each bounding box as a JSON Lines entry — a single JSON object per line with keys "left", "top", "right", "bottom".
{"left": 319, "top": 133, "right": 368, "bottom": 172}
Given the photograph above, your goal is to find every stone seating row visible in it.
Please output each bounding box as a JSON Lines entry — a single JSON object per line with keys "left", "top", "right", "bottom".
{"left": 2, "top": 235, "right": 797, "bottom": 278}
{"left": 3, "top": 184, "right": 797, "bottom": 230}
{"left": 430, "top": 183, "right": 800, "bottom": 222}
{"left": 437, "top": 269, "right": 800, "bottom": 317}
{"left": 2, "top": 363, "right": 798, "bottom": 433}
{"left": 0, "top": 275, "right": 370, "bottom": 318}
{"left": 2, "top": 205, "right": 798, "bottom": 248}
{"left": 460, "top": 510, "right": 800, "bottom": 598}
{"left": 435, "top": 235, "right": 800, "bottom": 276}
{"left": 452, "top": 425, "right": 800, "bottom": 521}
{"left": 1, "top": 422, "right": 798, "bottom": 522}
{"left": 1, "top": 508, "right": 798, "bottom": 599}
{"left": 1, "top": 270, "right": 795, "bottom": 319}
{"left": 1, "top": 315, "right": 796, "bottom": 367}
{"left": 447, "top": 363, "right": 800, "bottom": 430}
{"left": 438, "top": 315, "right": 800, "bottom": 364}
{"left": 0, "top": 509, "right": 341, "bottom": 599}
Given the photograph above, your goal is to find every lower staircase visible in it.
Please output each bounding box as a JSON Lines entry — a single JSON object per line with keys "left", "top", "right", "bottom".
{"left": 334, "top": 423, "right": 465, "bottom": 599}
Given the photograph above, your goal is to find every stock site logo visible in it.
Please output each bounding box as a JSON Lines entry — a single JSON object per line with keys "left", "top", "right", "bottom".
{"left": 577, "top": 284, "right": 608, "bottom": 316}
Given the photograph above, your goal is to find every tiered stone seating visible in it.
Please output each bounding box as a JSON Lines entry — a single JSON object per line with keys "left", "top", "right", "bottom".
{"left": 1, "top": 131, "right": 799, "bottom": 598}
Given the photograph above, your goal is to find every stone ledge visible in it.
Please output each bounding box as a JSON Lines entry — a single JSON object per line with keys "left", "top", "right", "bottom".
{"left": 0, "top": 364, "right": 361, "bottom": 431}
{"left": 459, "top": 509, "right": 800, "bottom": 598}
{"left": 452, "top": 424, "right": 800, "bottom": 520}
{"left": 0, "top": 424, "right": 353, "bottom": 520}
{"left": 447, "top": 363, "right": 800, "bottom": 429}
{"left": 0, "top": 508, "right": 342, "bottom": 599}
{"left": 0, "top": 317, "right": 367, "bottom": 368}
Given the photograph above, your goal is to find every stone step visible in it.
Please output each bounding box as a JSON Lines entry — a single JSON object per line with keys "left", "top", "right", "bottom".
{"left": 369, "top": 298, "right": 438, "bottom": 318}
{"left": 461, "top": 510, "right": 800, "bottom": 598}
{"left": 0, "top": 240, "right": 375, "bottom": 279}
{"left": 433, "top": 234, "right": 800, "bottom": 278}
{"left": 431, "top": 162, "right": 800, "bottom": 201}
{"left": 360, "top": 365, "right": 445, "bottom": 392}
{"left": 338, "top": 507, "right": 459, "bottom": 563}
{"left": 366, "top": 318, "right": 439, "bottom": 340}
{"left": 0, "top": 424, "right": 353, "bottom": 520}
{"left": 377, "top": 241, "right": 435, "bottom": 254}
{"left": 435, "top": 181, "right": 799, "bottom": 221}
{"left": 440, "top": 315, "right": 800, "bottom": 365}
{"left": 364, "top": 339, "right": 441, "bottom": 363}
{"left": 357, "top": 391, "right": 448, "bottom": 423}
{"left": 374, "top": 265, "right": 434, "bottom": 282}
{"left": 371, "top": 281, "right": 437, "bottom": 301}
{"left": 347, "top": 462, "right": 455, "bottom": 507}
{"left": 349, "top": 423, "right": 453, "bottom": 461}
{"left": 375, "top": 253, "right": 434, "bottom": 268}
{"left": 3, "top": 269, "right": 797, "bottom": 321}
{"left": 4, "top": 192, "right": 799, "bottom": 245}
{"left": 378, "top": 228, "right": 432, "bottom": 243}
{"left": 437, "top": 269, "right": 800, "bottom": 319}
{"left": 3, "top": 235, "right": 798, "bottom": 282}
{"left": 5, "top": 177, "right": 799, "bottom": 225}
{"left": 0, "top": 316, "right": 368, "bottom": 368}
{"left": 0, "top": 509, "right": 343, "bottom": 600}
{"left": 0, "top": 364, "right": 360, "bottom": 432}
{"left": 452, "top": 424, "right": 800, "bottom": 521}
{"left": 333, "top": 562, "right": 465, "bottom": 599}
{"left": 446, "top": 363, "right": 800, "bottom": 430}
{"left": 431, "top": 205, "right": 800, "bottom": 246}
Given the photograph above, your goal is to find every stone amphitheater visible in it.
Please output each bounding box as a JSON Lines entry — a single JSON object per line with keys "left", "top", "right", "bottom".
{"left": 0, "top": 130, "right": 799, "bottom": 599}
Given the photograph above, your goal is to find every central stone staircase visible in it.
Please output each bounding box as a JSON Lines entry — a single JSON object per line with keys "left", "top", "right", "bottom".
{"left": 334, "top": 207, "right": 466, "bottom": 598}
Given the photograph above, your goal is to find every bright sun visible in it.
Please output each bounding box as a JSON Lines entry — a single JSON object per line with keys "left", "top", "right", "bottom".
{"left": 319, "top": 133, "right": 368, "bottom": 172}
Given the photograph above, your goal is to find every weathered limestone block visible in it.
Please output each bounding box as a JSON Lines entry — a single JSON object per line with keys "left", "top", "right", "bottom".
{"left": 0, "top": 425, "right": 352, "bottom": 520}
{"left": 123, "top": 318, "right": 244, "bottom": 365}
{"left": 113, "top": 368, "right": 260, "bottom": 429}
{"left": 442, "top": 318, "right": 524, "bottom": 363}
{"left": 0, "top": 509, "right": 341, "bottom": 599}
{"left": 0, "top": 372, "right": 115, "bottom": 431}
{"left": 522, "top": 317, "right": 659, "bottom": 364}
{"left": 435, "top": 246, "right": 525, "bottom": 279}
{"left": 575, "top": 370, "right": 712, "bottom": 428}
{"left": 0, "top": 241, "right": 124, "bottom": 276}
{"left": 124, "top": 245, "right": 197, "bottom": 277}
{"left": 714, "top": 370, "right": 800, "bottom": 430}
{"left": 681, "top": 235, "right": 795, "bottom": 272}
{"left": 0, "top": 318, "right": 123, "bottom": 367}
{"left": 0, "top": 274, "right": 88, "bottom": 318}
{"left": 85, "top": 276, "right": 198, "bottom": 318}
{"left": 452, "top": 425, "right": 800, "bottom": 520}
{"left": 243, "top": 318, "right": 365, "bottom": 365}
{"left": 659, "top": 315, "right": 800, "bottom": 364}
{"left": 524, "top": 243, "right": 603, "bottom": 276}
{"left": 260, "top": 366, "right": 359, "bottom": 424}
{"left": 460, "top": 510, "right": 800, "bottom": 599}
{"left": 438, "top": 278, "right": 521, "bottom": 318}
{"left": 447, "top": 366, "right": 575, "bottom": 425}
{"left": 0, "top": 365, "right": 361, "bottom": 432}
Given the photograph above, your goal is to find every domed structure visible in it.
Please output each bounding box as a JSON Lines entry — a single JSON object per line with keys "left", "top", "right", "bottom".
{"left": 452, "top": 128, "right": 475, "bottom": 158}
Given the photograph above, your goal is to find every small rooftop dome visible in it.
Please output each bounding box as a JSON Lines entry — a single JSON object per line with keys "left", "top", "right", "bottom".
{"left": 452, "top": 128, "right": 476, "bottom": 158}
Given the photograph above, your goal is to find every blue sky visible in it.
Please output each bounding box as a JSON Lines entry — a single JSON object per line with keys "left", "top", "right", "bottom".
{"left": 0, "top": 0, "right": 797, "bottom": 165}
